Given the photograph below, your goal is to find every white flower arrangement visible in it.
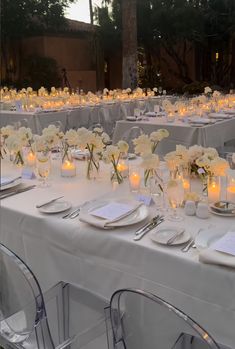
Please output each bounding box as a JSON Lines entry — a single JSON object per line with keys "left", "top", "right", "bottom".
{"left": 133, "top": 130, "right": 169, "bottom": 186}
{"left": 204, "top": 86, "right": 212, "bottom": 94}
{"left": 26, "top": 87, "right": 33, "bottom": 93}
{"left": 103, "top": 141, "right": 129, "bottom": 184}
{"left": 212, "top": 90, "right": 221, "bottom": 98}
{"left": 77, "top": 127, "right": 107, "bottom": 179}
{"left": 165, "top": 145, "right": 228, "bottom": 178}
{"left": 42, "top": 125, "right": 61, "bottom": 149}
{"left": 133, "top": 129, "right": 169, "bottom": 157}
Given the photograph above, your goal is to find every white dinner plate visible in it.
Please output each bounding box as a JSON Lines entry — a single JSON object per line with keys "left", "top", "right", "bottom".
{"left": 150, "top": 226, "right": 190, "bottom": 245}
{"left": 209, "top": 113, "right": 232, "bottom": 119}
{"left": 82, "top": 198, "right": 149, "bottom": 227}
{"left": 194, "top": 228, "right": 226, "bottom": 250}
{"left": 0, "top": 177, "right": 22, "bottom": 191}
{"left": 209, "top": 207, "right": 235, "bottom": 217}
{"left": 126, "top": 116, "right": 136, "bottom": 121}
{"left": 188, "top": 118, "right": 215, "bottom": 124}
{"left": 38, "top": 201, "right": 71, "bottom": 214}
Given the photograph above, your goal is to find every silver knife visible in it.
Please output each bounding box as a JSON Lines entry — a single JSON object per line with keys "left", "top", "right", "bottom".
{"left": 133, "top": 218, "right": 164, "bottom": 241}
{"left": 36, "top": 196, "right": 64, "bottom": 208}
{"left": 0, "top": 185, "right": 36, "bottom": 200}
{"left": 135, "top": 215, "right": 160, "bottom": 236}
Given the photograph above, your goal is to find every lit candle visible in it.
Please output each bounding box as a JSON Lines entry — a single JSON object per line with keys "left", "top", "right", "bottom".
{"left": 26, "top": 151, "right": 36, "bottom": 167}
{"left": 208, "top": 177, "right": 221, "bottom": 203}
{"left": 182, "top": 178, "right": 190, "bottom": 192}
{"left": 61, "top": 160, "right": 76, "bottom": 177}
{"left": 129, "top": 172, "right": 141, "bottom": 192}
{"left": 117, "top": 161, "right": 129, "bottom": 178}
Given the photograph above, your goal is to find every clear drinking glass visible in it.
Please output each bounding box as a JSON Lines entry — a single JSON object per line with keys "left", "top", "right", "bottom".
{"left": 156, "top": 163, "right": 170, "bottom": 214}
{"left": 167, "top": 178, "right": 184, "bottom": 221}
{"left": 36, "top": 151, "right": 51, "bottom": 188}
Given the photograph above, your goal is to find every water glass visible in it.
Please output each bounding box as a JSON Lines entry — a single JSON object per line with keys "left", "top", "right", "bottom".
{"left": 167, "top": 178, "right": 184, "bottom": 221}
{"left": 36, "top": 151, "right": 51, "bottom": 188}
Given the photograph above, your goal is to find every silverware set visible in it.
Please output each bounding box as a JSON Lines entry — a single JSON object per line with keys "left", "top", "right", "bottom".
{"left": 0, "top": 185, "right": 36, "bottom": 200}
{"left": 181, "top": 228, "right": 203, "bottom": 252}
{"left": 134, "top": 215, "right": 165, "bottom": 241}
{"left": 62, "top": 207, "right": 81, "bottom": 219}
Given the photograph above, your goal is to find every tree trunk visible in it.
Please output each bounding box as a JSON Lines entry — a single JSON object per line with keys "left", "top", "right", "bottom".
{"left": 122, "top": 0, "right": 138, "bottom": 89}
{"left": 89, "top": 0, "right": 93, "bottom": 25}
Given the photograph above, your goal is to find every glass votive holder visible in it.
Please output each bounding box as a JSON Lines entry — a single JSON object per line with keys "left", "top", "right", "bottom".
{"left": 129, "top": 166, "right": 141, "bottom": 193}
{"left": 226, "top": 169, "right": 235, "bottom": 203}
{"left": 207, "top": 176, "right": 221, "bottom": 203}
{"left": 226, "top": 153, "right": 235, "bottom": 170}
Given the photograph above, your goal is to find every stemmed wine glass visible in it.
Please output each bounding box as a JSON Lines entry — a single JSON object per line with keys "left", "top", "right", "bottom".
{"left": 167, "top": 178, "right": 184, "bottom": 221}
{"left": 36, "top": 151, "right": 51, "bottom": 188}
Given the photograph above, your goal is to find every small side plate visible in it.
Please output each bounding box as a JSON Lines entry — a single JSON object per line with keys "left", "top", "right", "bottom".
{"left": 38, "top": 201, "right": 71, "bottom": 214}
{"left": 150, "top": 226, "right": 190, "bottom": 245}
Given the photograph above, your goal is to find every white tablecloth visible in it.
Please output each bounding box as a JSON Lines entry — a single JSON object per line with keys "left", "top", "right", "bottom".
{"left": 0, "top": 97, "right": 175, "bottom": 135}
{"left": 0, "top": 160, "right": 234, "bottom": 348}
{"left": 113, "top": 118, "right": 235, "bottom": 155}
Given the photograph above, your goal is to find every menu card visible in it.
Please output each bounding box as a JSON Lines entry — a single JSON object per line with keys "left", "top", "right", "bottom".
{"left": 211, "top": 232, "right": 235, "bottom": 256}
{"left": 91, "top": 202, "right": 134, "bottom": 221}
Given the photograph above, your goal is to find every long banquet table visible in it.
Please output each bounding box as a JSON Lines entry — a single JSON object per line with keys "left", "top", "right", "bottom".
{"left": 113, "top": 117, "right": 235, "bottom": 155}
{"left": 0, "top": 96, "right": 176, "bottom": 135}
{"left": 0, "top": 159, "right": 235, "bottom": 348}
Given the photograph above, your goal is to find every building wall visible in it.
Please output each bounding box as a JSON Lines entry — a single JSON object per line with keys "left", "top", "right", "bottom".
{"left": 20, "top": 34, "right": 102, "bottom": 91}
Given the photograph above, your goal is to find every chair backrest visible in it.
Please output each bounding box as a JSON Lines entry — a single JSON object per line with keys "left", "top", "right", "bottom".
{"left": 109, "top": 288, "right": 220, "bottom": 349}
{"left": 0, "top": 243, "right": 54, "bottom": 349}
{"left": 121, "top": 126, "right": 144, "bottom": 153}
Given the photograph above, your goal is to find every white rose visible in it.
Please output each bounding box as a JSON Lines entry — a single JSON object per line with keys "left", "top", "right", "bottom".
{"left": 150, "top": 129, "right": 169, "bottom": 142}
{"left": 103, "top": 145, "right": 120, "bottom": 163}
{"left": 64, "top": 129, "right": 79, "bottom": 147}
{"left": 133, "top": 134, "right": 152, "bottom": 156}
{"left": 213, "top": 90, "right": 221, "bottom": 98}
{"left": 102, "top": 132, "right": 110, "bottom": 144}
{"left": 1, "top": 125, "right": 15, "bottom": 138}
{"left": 6, "top": 134, "right": 23, "bottom": 153}
{"left": 141, "top": 154, "right": 159, "bottom": 170}
{"left": 117, "top": 140, "right": 129, "bottom": 153}
{"left": 204, "top": 86, "right": 212, "bottom": 94}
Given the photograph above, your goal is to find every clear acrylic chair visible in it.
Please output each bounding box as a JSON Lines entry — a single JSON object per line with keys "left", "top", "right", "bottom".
{"left": 0, "top": 243, "right": 109, "bottom": 349}
{"left": 121, "top": 126, "right": 144, "bottom": 153}
{"left": 107, "top": 288, "right": 220, "bottom": 349}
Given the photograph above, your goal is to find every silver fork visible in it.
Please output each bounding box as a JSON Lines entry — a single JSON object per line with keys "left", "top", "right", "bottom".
{"left": 181, "top": 228, "right": 203, "bottom": 252}
{"left": 62, "top": 207, "right": 80, "bottom": 219}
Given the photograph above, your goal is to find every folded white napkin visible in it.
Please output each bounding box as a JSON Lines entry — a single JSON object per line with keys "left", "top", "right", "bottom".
{"left": 199, "top": 248, "right": 235, "bottom": 268}
{"left": 0, "top": 176, "right": 20, "bottom": 186}
{"left": 79, "top": 201, "right": 142, "bottom": 228}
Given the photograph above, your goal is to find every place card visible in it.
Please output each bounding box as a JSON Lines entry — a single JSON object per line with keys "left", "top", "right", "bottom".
{"left": 91, "top": 202, "right": 134, "bottom": 221}
{"left": 22, "top": 168, "right": 36, "bottom": 180}
{"left": 136, "top": 194, "right": 153, "bottom": 206}
{"left": 15, "top": 100, "right": 22, "bottom": 112}
{"left": 211, "top": 231, "right": 235, "bottom": 256}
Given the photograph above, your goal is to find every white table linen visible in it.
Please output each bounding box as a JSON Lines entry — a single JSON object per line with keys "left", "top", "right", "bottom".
{"left": 113, "top": 117, "right": 235, "bottom": 154}
{"left": 0, "top": 160, "right": 235, "bottom": 348}
{"left": 0, "top": 97, "right": 174, "bottom": 135}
